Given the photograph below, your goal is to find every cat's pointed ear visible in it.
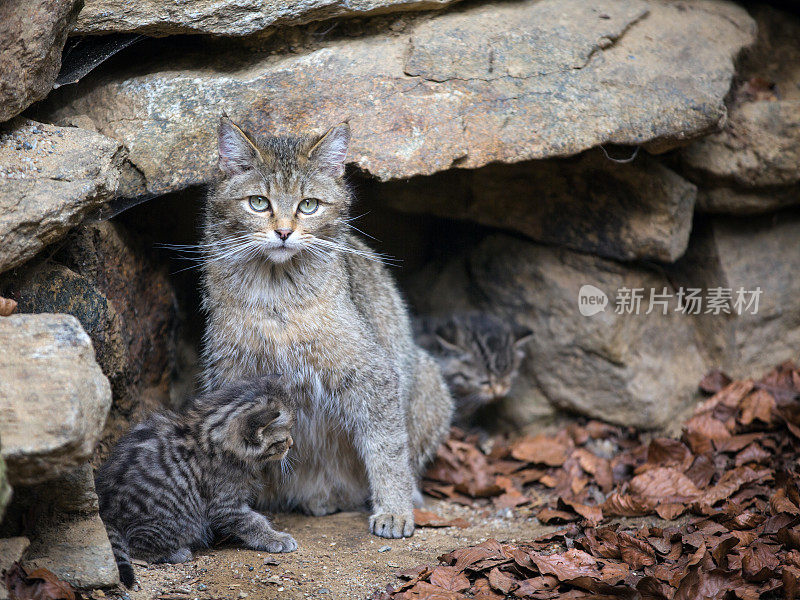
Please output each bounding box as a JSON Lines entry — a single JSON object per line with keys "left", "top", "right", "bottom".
{"left": 307, "top": 122, "right": 350, "bottom": 178}
{"left": 218, "top": 116, "right": 261, "bottom": 176}
{"left": 512, "top": 324, "right": 534, "bottom": 348}
{"left": 245, "top": 408, "right": 280, "bottom": 443}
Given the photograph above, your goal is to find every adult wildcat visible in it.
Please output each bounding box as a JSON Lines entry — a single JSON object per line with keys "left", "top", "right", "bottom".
{"left": 199, "top": 117, "right": 453, "bottom": 538}
{"left": 95, "top": 376, "right": 297, "bottom": 587}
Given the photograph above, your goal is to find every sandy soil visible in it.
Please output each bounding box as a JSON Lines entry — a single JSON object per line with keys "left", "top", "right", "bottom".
{"left": 92, "top": 500, "right": 553, "bottom": 600}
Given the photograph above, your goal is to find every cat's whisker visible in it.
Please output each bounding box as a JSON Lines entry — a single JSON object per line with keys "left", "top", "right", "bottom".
{"left": 308, "top": 237, "right": 401, "bottom": 266}
{"left": 344, "top": 222, "right": 379, "bottom": 241}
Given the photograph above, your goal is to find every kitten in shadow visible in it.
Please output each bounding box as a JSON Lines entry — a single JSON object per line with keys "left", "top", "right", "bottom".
{"left": 415, "top": 312, "right": 532, "bottom": 426}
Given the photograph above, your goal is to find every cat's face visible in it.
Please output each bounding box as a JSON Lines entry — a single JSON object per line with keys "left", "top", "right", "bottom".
{"left": 206, "top": 117, "right": 352, "bottom": 265}
{"left": 433, "top": 314, "right": 532, "bottom": 405}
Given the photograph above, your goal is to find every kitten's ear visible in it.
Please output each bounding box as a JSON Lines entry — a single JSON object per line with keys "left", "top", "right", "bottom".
{"left": 307, "top": 122, "right": 350, "bottom": 178}
{"left": 244, "top": 408, "right": 280, "bottom": 443}
{"left": 218, "top": 116, "right": 260, "bottom": 176}
{"left": 512, "top": 325, "right": 534, "bottom": 348}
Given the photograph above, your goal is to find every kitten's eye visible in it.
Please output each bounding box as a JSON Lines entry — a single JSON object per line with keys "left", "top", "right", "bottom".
{"left": 297, "top": 198, "right": 319, "bottom": 215}
{"left": 248, "top": 195, "right": 271, "bottom": 212}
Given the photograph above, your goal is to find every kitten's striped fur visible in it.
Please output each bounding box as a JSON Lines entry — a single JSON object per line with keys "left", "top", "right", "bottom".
{"left": 95, "top": 376, "right": 297, "bottom": 587}
{"left": 415, "top": 313, "right": 532, "bottom": 425}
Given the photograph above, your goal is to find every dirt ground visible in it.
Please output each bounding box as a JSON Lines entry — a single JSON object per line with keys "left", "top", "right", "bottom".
{"left": 95, "top": 500, "right": 553, "bottom": 600}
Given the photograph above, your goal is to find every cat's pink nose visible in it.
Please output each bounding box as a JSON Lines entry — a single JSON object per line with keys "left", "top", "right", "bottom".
{"left": 275, "top": 228, "right": 293, "bottom": 242}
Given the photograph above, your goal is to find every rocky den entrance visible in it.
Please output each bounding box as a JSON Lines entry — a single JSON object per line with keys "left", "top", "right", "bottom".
{"left": 1, "top": 0, "right": 800, "bottom": 598}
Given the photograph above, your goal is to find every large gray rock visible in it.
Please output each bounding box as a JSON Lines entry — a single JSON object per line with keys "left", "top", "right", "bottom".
{"left": 0, "top": 0, "right": 81, "bottom": 122}
{"left": 74, "top": 0, "right": 460, "bottom": 36}
{"left": 0, "top": 119, "right": 123, "bottom": 274}
{"left": 5, "top": 222, "right": 178, "bottom": 462}
{"left": 409, "top": 235, "right": 708, "bottom": 429}
{"left": 43, "top": 0, "right": 754, "bottom": 197}
{"left": 380, "top": 151, "right": 697, "bottom": 263}
{"left": 11, "top": 465, "right": 118, "bottom": 588}
{"left": 0, "top": 314, "right": 112, "bottom": 485}
{"left": 3, "top": 465, "right": 118, "bottom": 588}
{"left": 670, "top": 210, "right": 800, "bottom": 377}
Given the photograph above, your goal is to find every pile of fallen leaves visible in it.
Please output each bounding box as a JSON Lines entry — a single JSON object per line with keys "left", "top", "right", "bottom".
{"left": 3, "top": 563, "right": 79, "bottom": 600}
{"left": 376, "top": 361, "right": 800, "bottom": 599}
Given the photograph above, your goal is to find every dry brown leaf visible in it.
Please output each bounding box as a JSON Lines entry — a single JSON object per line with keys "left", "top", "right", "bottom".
{"left": 739, "top": 390, "right": 776, "bottom": 426}
{"left": 398, "top": 581, "right": 468, "bottom": 600}
{"left": 537, "top": 508, "right": 579, "bottom": 524}
{"left": 558, "top": 498, "right": 603, "bottom": 527}
{"left": 510, "top": 435, "right": 570, "bottom": 467}
{"left": 3, "top": 563, "right": 76, "bottom": 600}
{"left": 629, "top": 467, "right": 701, "bottom": 502}
{"left": 486, "top": 568, "right": 517, "bottom": 594}
{"left": 602, "top": 492, "right": 655, "bottom": 517}
{"left": 654, "top": 502, "right": 686, "bottom": 520}
{"left": 414, "top": 509, "right": 469, "bottom": 529}
{"left": 784, "top": 565, "right": 800, "bottom": 600}
{"left": 572, "top": 448, "right": 614, "bottom": 493}
{"left": 429, "top": 566, "right": 470, "bottom": 592}
{"left": 529, "top": 549, "right": 600, "bottom": 582}
{"left": 642, "top": 438, "right": 694, "bottom": 472}
{"left": 699, "top": 370, "right": 733, "bottom": 395}
{"left": 467, "top": 578, "right": 504, "bottom": 600}
{"left": 741, "top": 543, "right": 780, "bottom": 582}
{"left": 617, "top": 532, "right": 656, "bottom": 569}
{"left": 770, "top": 488, "right": 800, "bottom": 516}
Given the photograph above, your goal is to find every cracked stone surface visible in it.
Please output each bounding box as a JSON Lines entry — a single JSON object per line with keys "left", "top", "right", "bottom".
{"left": 0, "top": 0, "right": 81, "bottom": 122}
{"left": 0, "top": 314, "right": 112, "bottom": 486}
{"left": 74, "top": 0, "right": 462, "bottom": 36}
{"left": 42, "top": 0, "right": 754, "bottom": 197}
{"left": 378, "top": 150, "right": 697, "bottom": 262}
{"left": 0, "top": 118, "right": 124, "bottom": 274}
{"left": 681, "top": 5, "right": 800, "bottom": 214}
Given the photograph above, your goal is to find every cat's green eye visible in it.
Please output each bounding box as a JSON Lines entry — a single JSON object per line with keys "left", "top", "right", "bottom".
{"left": 248, "top": 195, "right": 271, "bottom": 213}
{"left": 297, "top": 198, "right": 319, "bottom": 215}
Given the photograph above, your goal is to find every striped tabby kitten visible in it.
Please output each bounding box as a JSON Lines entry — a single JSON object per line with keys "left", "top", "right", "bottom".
{"left": 415, "top": 313, "right": 532, "bottom": 424}
{"left": 95, "top": 376, "right": 297, "bottom": 587}
{"left": 199, "top": 117, "right": 453, "bottom": 539}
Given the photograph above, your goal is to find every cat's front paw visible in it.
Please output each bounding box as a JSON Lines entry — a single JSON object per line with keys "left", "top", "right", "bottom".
{"left": 260, "top": 531, "right": 298, "bottom": 553}
{"left": 369, "top": 511, "right": 414, "bottom": 538}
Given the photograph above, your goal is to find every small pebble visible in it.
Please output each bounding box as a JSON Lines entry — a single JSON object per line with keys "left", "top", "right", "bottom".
{"left": 316, "top": 589, "right": 331, "bottom": 595}
{"left": 197, "top": 583, "right": 207, "bottom": 591}
{"left": 378, "top": 545, "right": 391, "bottom": 553}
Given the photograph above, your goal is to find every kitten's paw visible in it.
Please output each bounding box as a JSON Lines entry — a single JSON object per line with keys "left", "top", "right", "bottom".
{"left": 369, "top": 512, "right": 414, "bottom": 538}
{"left": 260, "top": 532, "right": 298, "bottom": 553}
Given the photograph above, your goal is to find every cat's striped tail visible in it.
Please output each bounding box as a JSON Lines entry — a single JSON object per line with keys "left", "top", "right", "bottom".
{"left": 105, "top": 524, "right": 135, "bottom": 587}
